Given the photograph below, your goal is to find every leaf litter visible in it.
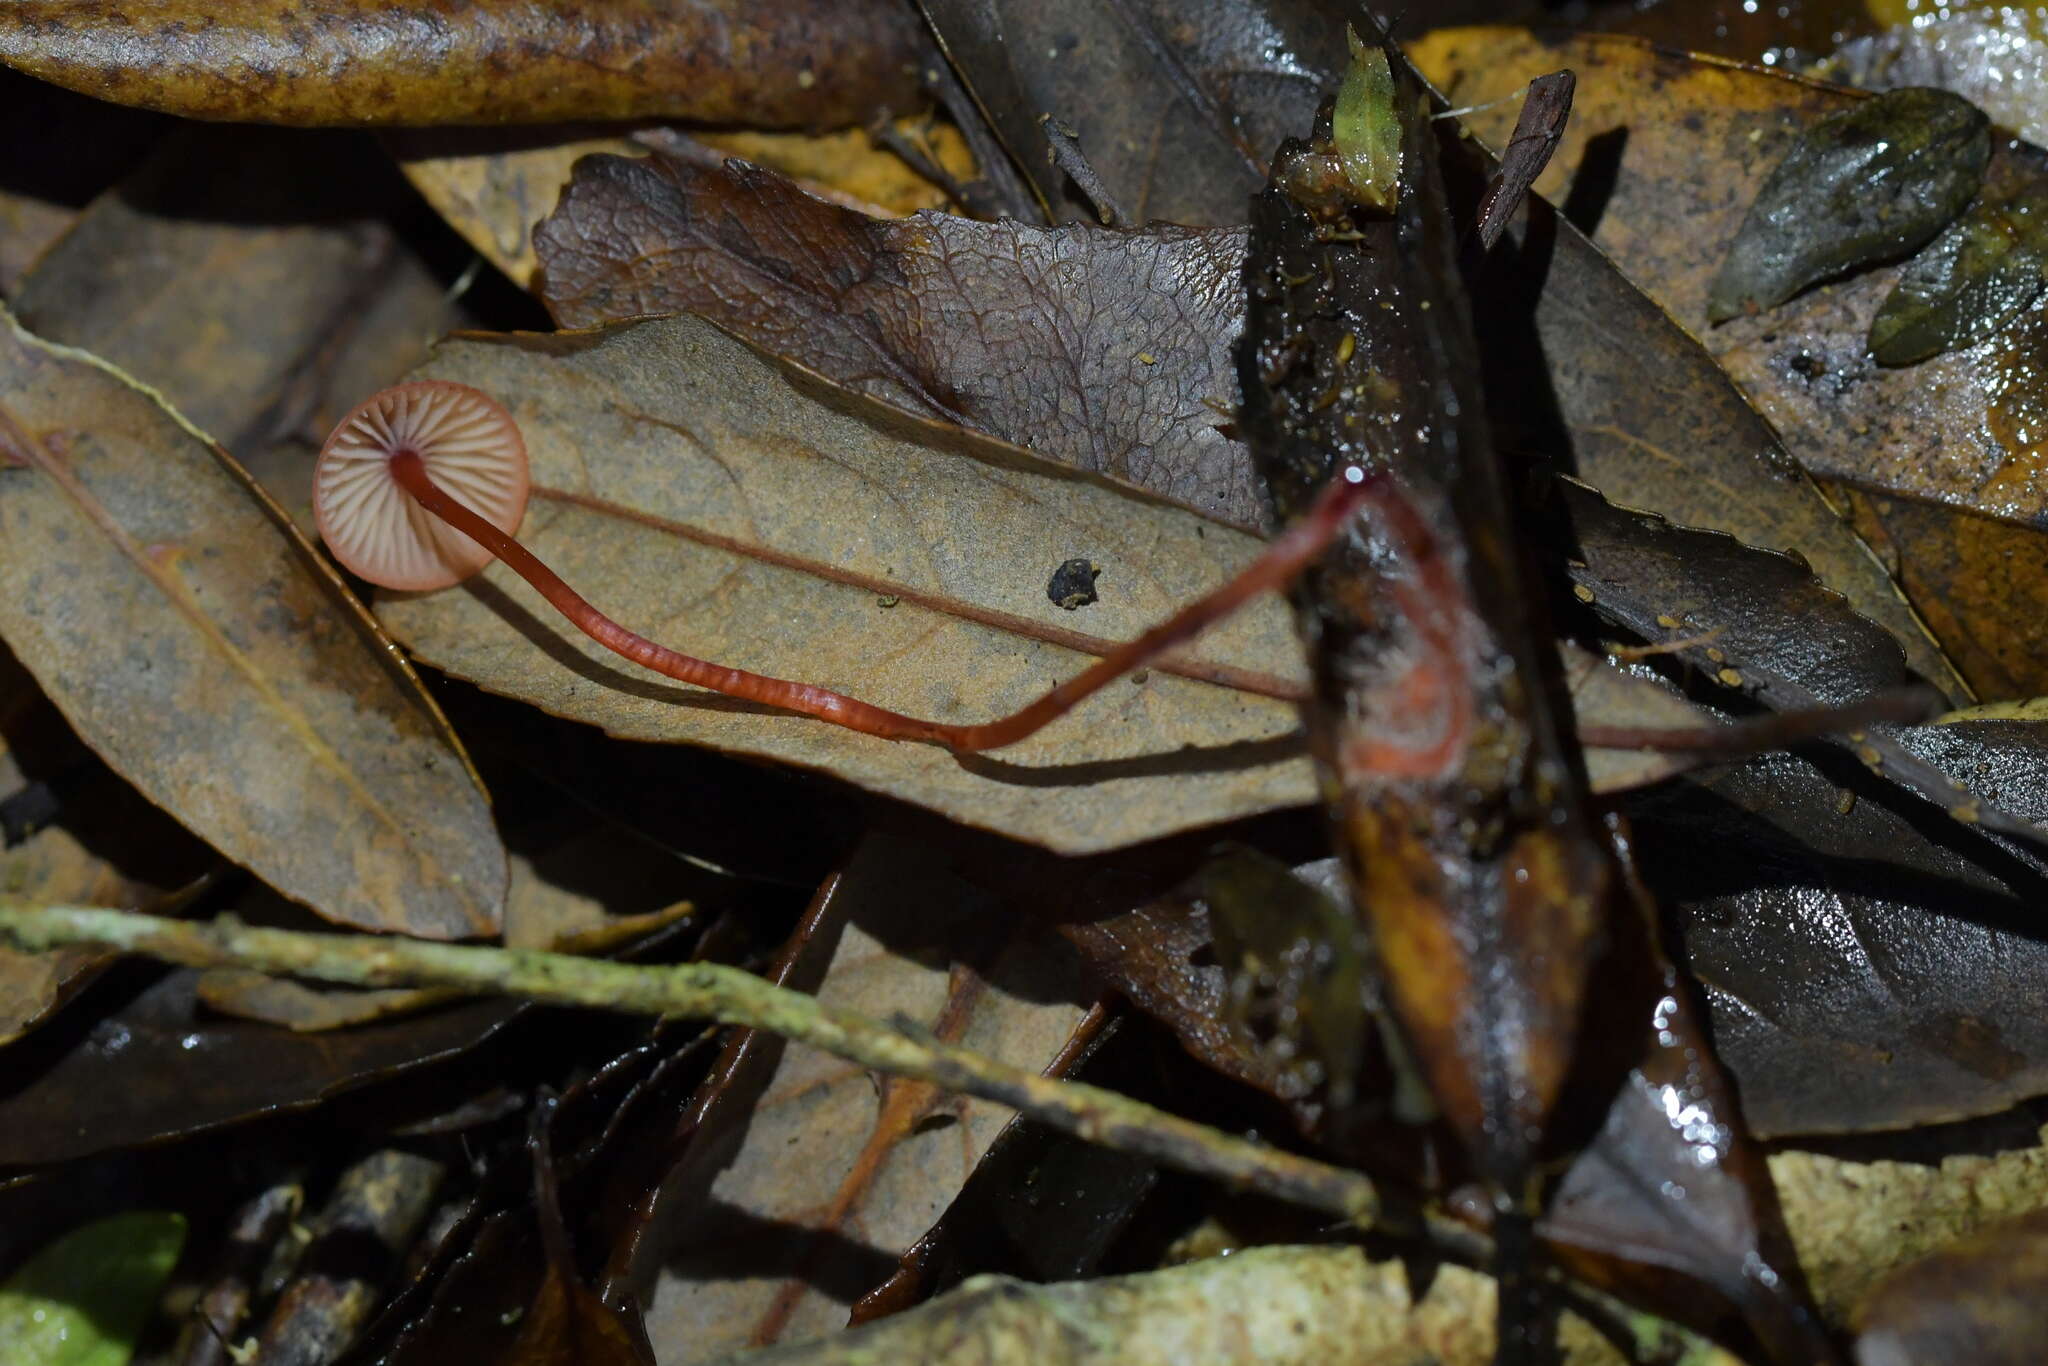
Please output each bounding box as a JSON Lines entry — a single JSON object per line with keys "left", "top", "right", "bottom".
{"left": 4, "top": 2, "right": 2048, "bottom": 1366}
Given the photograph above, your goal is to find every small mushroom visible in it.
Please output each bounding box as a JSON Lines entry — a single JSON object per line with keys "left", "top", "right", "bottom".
{"left": 314, "top": 381, "right": 530, "bottom": 592}
{"left": 313, "top": 383, "right": 1382, "bottom": 751}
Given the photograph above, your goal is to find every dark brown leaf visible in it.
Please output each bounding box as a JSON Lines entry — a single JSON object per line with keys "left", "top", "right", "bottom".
{"left": 0, "top": 0, "right": 929, "bottom": 128}
{"left": 536, "top": 154, "right": 1263, "bottom": 527}
{"left": 1632, "top": 740, "right": 2048, "bottom": 1137}
{"left": 919, "top": 0, "right": 1348, "bottom": 225}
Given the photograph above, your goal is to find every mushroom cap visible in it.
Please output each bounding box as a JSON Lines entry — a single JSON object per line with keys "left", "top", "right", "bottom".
{"left": 314, "top": 381, "right": 531, "bottom": 592}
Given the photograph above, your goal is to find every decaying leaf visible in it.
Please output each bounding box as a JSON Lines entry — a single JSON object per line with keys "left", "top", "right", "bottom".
{"left": 0, "top": 0, "right": 929, "bottom": 129}
{"left": 635, "top": 833, "right": 1092, "bottom": 1360}
{"left": 536, "top": 154, "right": 1262, "bottom": 527}
{"left": 918, "top": 0, "right": 1348, "bottom": 225}
{"left": 1409, "top": 29, "right": 2048, "bottom": 546}
{"left": 1707, "top": 86, "right": 1990, "bottom": 322}
{"left": 0, "top": 310, "right": 504, "bottom": 937}
{"left": 375, "top": 316, "right": 1316, "bottom": 854}
{"left": 1869, "top": 183, "right": 2048, "bottom": 365}
{"left": 393, "top": 120, "right": 973, "bottom": 290}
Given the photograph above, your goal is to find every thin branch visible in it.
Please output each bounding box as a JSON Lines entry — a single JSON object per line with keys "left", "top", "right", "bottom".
{"left": 0, "top": 907, "right": 1383, "bottom": 1230}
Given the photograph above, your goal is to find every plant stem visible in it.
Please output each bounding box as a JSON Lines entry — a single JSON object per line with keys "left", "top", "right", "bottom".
{"left": 0, "top": 906, "right": 1388, "bottom": 1230}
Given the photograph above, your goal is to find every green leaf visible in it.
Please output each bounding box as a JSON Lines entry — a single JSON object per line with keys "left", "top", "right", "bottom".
{"left": 0, "top": 1212, "right": 185, "bottom": 1366}
{"left": 1708, "top": 86, "right": 1990, "bottom": 321}
{"left": 1871, "top": 183, "right": 2048, "bottom": 365}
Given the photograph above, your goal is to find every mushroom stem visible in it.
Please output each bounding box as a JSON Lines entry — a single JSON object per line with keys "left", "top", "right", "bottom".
{"left": 387, "top": 452, "right": 1382, "bottom": 753}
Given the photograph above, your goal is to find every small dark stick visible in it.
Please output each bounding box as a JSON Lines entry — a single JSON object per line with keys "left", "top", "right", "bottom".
{"left": 1469, "top": 70, "right": 1576, "bottom": 254}
{"left": 1041, "top": 116, "right": 1132, "bottom": 228}
{"left": 315, "top": 383, "right": 1382, "bottom": 754}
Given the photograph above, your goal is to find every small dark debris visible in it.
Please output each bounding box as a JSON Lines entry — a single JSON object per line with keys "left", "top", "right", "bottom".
{"left": 1047, "top": 558, "right": 1102, "bottom": 610}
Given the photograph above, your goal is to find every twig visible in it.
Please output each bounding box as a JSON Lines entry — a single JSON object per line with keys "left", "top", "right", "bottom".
{"left": 0, "top": 907, "right": 1382, "bottom": 1230}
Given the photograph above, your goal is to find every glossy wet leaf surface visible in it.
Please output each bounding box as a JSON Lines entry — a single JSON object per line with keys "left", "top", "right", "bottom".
{"left": 1410, "top": 28, "right": 2048, "bottom": 540}
{"left": 1707, "top": 86, "right": 1989, "bottom": 322}
{"left": 1869, "top": 183, "right": 2048, "bottom": 365}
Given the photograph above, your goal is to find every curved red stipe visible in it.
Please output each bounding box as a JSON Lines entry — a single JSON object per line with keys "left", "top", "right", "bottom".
{"left": 1337, "top": 481, "right": 1475, "bottom": 780}
{"left": 386, "top": 451, "right": 1383, "bottom": 753}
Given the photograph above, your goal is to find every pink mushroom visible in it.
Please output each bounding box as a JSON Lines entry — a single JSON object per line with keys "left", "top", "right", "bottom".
{"left": 313, "top": 382, "right": 1380, "bottom": 751}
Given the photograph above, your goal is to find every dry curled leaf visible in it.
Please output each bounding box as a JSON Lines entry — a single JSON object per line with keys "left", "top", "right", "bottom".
{"left": 375, "top": 315, "right": 1316, "bottom": 855}
{"left": 0, "top": 309, "right": 504, "bottom": 937}
{"left": 536, "top": 155, "right": 1262, "bottom": 527}
{"left": 0, "top": 0, "right": 929, "bottom": 129}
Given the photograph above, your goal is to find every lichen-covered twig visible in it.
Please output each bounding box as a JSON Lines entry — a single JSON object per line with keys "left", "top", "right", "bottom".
{"left": 0, "top": 907, "right": 1384, "bottom": 1230}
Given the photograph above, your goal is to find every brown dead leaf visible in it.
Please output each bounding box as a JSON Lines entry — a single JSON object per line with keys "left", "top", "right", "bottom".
{"left": 1830, "top": 486, "right": 2048, "bottom": 700}
{"left": 375, "top": 316, "right": 1315, "bottom": 855}
{"left": 12, "top": 127, "right": 465, "bottom": 466}
{"left": 637, "top": 832, "right": 1092, "bottom": 1362}
{"left": 393, "top": 120, "right": 974, "bottom": 291}
{"left": 0, "top": 648, "right": 211, "bottom": 1044}
{"left": 1411, "top": 28, "right": 2048, "bottom": 540}
{"left": 0, "top": 309, "right": 504, "bottom": 937}
{"left": 536, "top": 154, "right": 1261, "bottom": 527}
{"left": 0, "top": 0, "right": 928, "bottom": 129}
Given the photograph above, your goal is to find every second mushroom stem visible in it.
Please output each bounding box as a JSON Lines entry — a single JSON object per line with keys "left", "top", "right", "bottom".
{"left": 386, "top": 452, "right": 1384, "bottom": 752}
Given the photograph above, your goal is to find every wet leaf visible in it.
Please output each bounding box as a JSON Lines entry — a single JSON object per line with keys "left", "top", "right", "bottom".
{"left": 535, "top": 154, "right": 1262, "bottom": 527}
{"left": 1238, "top": 40, "right": 1610, "bottom": 1214}
{"left": 1632, "top": 741, "right": 2048, "bottom": 1137}
{"left": 1409, "top": 29, "right": 2048, "bottom": 543}
{"left": 1852, "top": 1208, "right": 2048, "bottom": 1366}
{"left": 1707, "top": 86, "right": 1989, "bottom": 322}
{"left": 920, "top": 0, "right": 1347, "bottom": 225}
{"left": 0, "top": 1211, "right": 185, "bottom": 1366}
{"left": 375, "top": 316, "right": 1315, "bottom": 855}
{"left": 1870, "top": 184, "right": 2048, "bottom": 365}
{"left": 0, "top": 311, "right": 503, "bottom": 936}
{"left": 0, "top": 0, "right": 929, "bottom": 129}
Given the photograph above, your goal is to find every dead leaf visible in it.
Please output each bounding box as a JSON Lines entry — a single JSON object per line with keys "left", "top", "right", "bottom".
{"left": 1833, "top": 485, "right": 2048, "bottom": 699}
{"left": 375, "top": 316, "right": 1317, "bottom": 855}
{"left": 394, "top": 120, "right": 977, "bottom": 291}
{"left": 0, "top": 68, "right": 163, "bottom": 297}
{"left": 920, "top": 0, "right": 1348, "bottom": 224}
{"left": 1409, "top": 28, "right": 2048, "bottom": 543}
{"left": 635, "top": 832, "right": 1092, "bottom": 1361}
{"left": 1632, "top": 743, "right": 2048, "bottom": 1137}
{"left": 1868, "top": 182, "right": 2048, "bottom": 366}
{"left": 0, "top": 0, "right": 929, "bottom": 128}
{"left": 0, "top": 646, "right": 212, "bottom": 1044}
{"left": 0, "top": 309, "right": 504, "bottom": 937}
{"left": 536, "top": 154, "right": 1261, "bottom": 528}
